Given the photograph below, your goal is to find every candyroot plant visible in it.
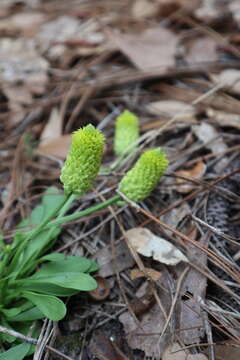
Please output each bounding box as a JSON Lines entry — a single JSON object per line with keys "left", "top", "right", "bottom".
{"left": 0, "top": 120, "right": 168, "bottom": 359}
{"left": 114, "top": 110, "right": 139, "bottom": 156}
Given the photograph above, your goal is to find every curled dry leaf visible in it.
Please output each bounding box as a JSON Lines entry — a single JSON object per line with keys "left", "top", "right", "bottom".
{"left": 126, "top": 227, "right": 188, "bottom": 265}
{"left": 111, "top": 27, "right": 178, "bottom": 72}
{"left": 130, "top": 268, "right": 162, "bottom": 281}
{"left": 89, "top": 276, "right": 110, "bottom": 301}
{"left": 175, "top": 161, "right": 206, "bottom": 193}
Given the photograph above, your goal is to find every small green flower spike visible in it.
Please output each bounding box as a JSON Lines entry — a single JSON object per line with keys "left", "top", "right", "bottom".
{"left": 114, "top": 110, "right": 139, "bottom": 156}
{"left": 60, "top": 124, "right": 105, "bottom": 195}
{"left": 118, "top": 148, "right": 169, "bottom": 202}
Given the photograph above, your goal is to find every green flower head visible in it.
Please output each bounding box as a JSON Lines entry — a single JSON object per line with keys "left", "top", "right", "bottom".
{"left": 114, "top": 110, "right": 139, "bottom": 156}
{"left": 118, "top": 148, "right": 169, "bottom": 202}
{"left": 60, "top": 124, "right": 105, "bottom": 195}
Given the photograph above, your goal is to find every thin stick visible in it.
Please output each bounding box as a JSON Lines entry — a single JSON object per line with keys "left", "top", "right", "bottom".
{"left": 0, "top": 325, "right": 74, "bottom": 360}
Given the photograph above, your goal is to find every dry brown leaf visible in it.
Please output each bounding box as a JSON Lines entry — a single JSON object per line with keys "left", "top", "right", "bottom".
{"left": 178, "top": 227, "right": 207, "bottom": 344}
{"left": 160, "top": 203, "right": 191, "bottom": 237}
{"left": 96, "top": 241, "right": 135, "bottom": 278}
{"left": 36, "top": 16, "right": 105, "bottom": 59}
{"left": 207, "top": 108, "right": 240, "bottom": 129}
{"left": 40, "top": 108, "right": 63, "bottom": 146}
{"left": 195, "top": 0, "right": 225, "bottom": 22}
{"left": 126, "top": 227, "right": 188, "bottom": 265}
{"left": 132, "top": 0, "right": 199, "bottom": 19}
{"left": 163, "top": 342, "right": 208, "bottom": 360}
{"left": 175, "top": 161, "right": 206, "bottom": 193}
{"left": 185, "top": 37, "right": 218, "bottom": 64}
{"left": 215, "top": 340, "right": 240, "bottom": 360}
{"left": 0, "top": 38, "right": 48, "bottom": 125}
{"left": 193, "top": 123, "right": 227, "bottom": 155}
{"left": 111, "top": 27, "right": 178, "bottom": 71}
{"left": 37, "top": 135, "right": 71, "bottom": 159}
{"left": 147, "top": 100, "right": 196, "bottom": 118}
{"left": 229, "top": 1, "right": 240, "bottom": 26}
{"left": 0, "top": 12, "right": 45, "bottom": 37}
{"left": 89, "top": 330, "right": 126, "bottom": 360}
{"left": 130, "top": 268, "right": 162, "bottom": 281}
{"left": 132, "top": 0, "right": 180, "bottom": 19}
{"left": 212, "top": 69, "right": 240, "bottom": 94}
{"left": 162, "top": 343, "right": 188, "bottom": 360}
{"left": 131, "top": 0, "right": 161, "bottom": 19}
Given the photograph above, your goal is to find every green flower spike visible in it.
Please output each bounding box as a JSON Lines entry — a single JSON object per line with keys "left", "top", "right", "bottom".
{"left": 60, "top": 124, "right": 105, "bottom": 195}
{"left": 118, "top": 148, "right": 169, "bottom": 202}
{"left": 114, "top": 110, "right": 139, "bottom": 156}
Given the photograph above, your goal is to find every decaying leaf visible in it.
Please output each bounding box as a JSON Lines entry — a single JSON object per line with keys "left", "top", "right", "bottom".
{"left": 119, "top": 270, "right": 172, "bottom": 357}
{"left": 178, "top": 228, "right": 207, "bottom": 344}
{"left": 95, "top": 241, "right": 135, "bottom": 277}
{"left": 160, "top": 202, "right": 191, "bottom": 237}
{"left": 126, "top": 227, "right": 188, "bottom": 265}
{"left": 175, "top": 161, "right": 206, "bottom": 193}
{"left": 111, "top": 27, "right": 178, "bottom": 71}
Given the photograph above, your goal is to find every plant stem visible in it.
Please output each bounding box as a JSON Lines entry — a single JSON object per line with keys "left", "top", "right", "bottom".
{"left": 45, "top": 195, "right": 121, "bottom": 229}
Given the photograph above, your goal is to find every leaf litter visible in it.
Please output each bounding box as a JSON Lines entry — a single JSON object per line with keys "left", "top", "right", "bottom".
{"left": 1, "top": 0, "right": 240, "bottom": 359}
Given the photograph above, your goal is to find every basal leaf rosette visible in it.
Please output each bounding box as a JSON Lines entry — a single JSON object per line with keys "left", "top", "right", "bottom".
{"left": 119, "top": 148, "right": 169, "bottom": 202}
{"left": 60, "top": 124, "right": 105, "bottom": 195}
{"left": 114, "top": 110, "right": 139, "bottom": 156}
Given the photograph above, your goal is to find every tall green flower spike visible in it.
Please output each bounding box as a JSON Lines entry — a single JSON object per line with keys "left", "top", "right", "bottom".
{"left": 118, "top": 148, "right": 169, "bottom": 202}
{"left": 114, "top": 110, "right": 139, "bottom": 156}
{"left": 60, "top": 124, "right": 105, "bottom": 195}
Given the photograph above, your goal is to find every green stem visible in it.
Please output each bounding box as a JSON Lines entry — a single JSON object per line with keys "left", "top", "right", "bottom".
{"left": 45, "top": 195, "right": 120, "bottom": 229}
